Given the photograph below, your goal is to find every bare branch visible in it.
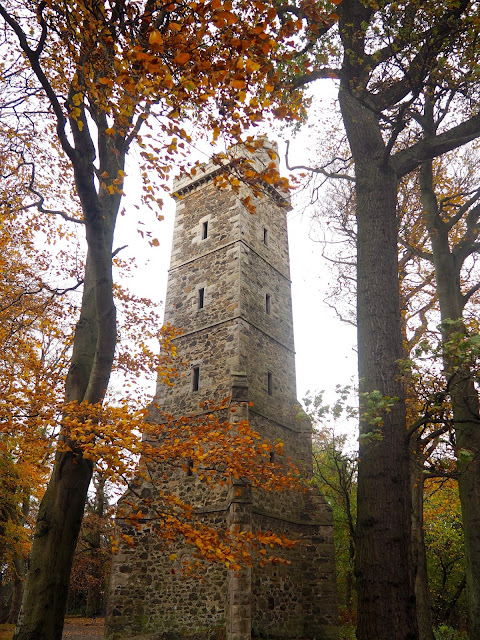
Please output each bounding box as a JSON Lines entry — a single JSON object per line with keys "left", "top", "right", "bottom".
{"left": 285, "top": 140, "right": 355, "bottom": 182}
{"left": 463, "top": 280, "right": 480, "bottom": 306}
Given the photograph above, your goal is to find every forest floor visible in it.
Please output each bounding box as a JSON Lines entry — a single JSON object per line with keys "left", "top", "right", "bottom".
{"left": 0, "top": 617, "right": 105, "bottom": 640}
{"left": 63, "top": 617, "right": 105, "bottom": 639}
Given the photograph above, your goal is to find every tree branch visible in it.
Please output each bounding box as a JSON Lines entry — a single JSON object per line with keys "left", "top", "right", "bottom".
{"left": 392, "top": 113, "right": 480, "bottom": 178}
{"left": 285, "top": 140, "right": 355, "bottom": 182}
{"left": 0, "top": 3, "right": 76, "bottom": 161}
{"left": 463, "top": 280, "right": 480, "bottom": 306}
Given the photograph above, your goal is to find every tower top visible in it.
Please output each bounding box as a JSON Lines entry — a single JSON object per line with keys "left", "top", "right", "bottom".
{"left": 172, "top": 139, "right": 290, "bottom": 209}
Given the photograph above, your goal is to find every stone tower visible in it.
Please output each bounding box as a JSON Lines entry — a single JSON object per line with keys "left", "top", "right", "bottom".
{"left": 106, "top": 142, "right": 337, "bottom": 640}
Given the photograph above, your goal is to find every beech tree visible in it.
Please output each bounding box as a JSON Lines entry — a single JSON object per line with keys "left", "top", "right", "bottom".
{"left": 282, "top": 1, "right": 480, "bottom": 638}
{"left": 416, "top": 98, "right": 480, "bottom": 640}
{"left": 0, "top": 2, "right": 322, "bottom": 639}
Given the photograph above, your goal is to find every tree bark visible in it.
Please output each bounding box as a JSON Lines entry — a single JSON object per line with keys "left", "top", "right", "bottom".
{"left": 6, "top": 555, "right": 25, "bottom": 626}
{"left": 13, "top": 452, "right": 94, "bottom": 640}
{"left": 339, "top": 86, "right": 418, "bottom": 640}
{"left": 13, "top": 112, "right": 121, "bottom": 639}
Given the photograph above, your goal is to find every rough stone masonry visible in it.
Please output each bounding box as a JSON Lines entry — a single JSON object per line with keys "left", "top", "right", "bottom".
{"left": 106, "top": 142, "right": 338, "bottom": 640}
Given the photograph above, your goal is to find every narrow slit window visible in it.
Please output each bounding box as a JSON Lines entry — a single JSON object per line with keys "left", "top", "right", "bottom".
{"left": 267, "top": 371, "right": 273, "bottom": 396}
{"left": 202, "top": 221, "right": 208, "bottom": 240}
{"left": 186, "top": 459, "right": 194, "bottom": 477}
{"left": 269, "top": 451, "right": 275, "bottom": 463}
{"left": 198, "top": 287, "right": 205, "bottom": 309}
{"left": 192, "top": 366, "right": 200, "bottom": 392}
{"left": 263, "top": 228, "right": 268, "bottom": 245}
{"left": 265, "top": 293, "right": 271, "bottom": 315}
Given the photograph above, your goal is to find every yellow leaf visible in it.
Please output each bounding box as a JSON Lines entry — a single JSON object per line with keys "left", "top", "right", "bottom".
{"left": 105, "top": 127, "right": 115, "bottom": 135}
{"left": 72, "top": 92, "right": 83, "bottom": 106}
{"left": 175, "top": 52, "right": 191, "bottom": 65}
{"left": 245, "top": 59, "right": 261, "bottom": 73}
{"left": 231, "top": 79, "right": 246, "bottom": 90}
{"left": 77, "top": 120, "right": 84, "bottom": 131}
{"left": 149, "top": 30, "right": 163, "bottom": 45}
{"left": 223, "top": 11, "right": 238, "bottom": 25}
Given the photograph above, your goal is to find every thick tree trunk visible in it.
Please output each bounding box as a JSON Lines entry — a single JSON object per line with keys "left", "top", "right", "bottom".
{"left": 457, "top": 425, "right": 480, "bottom": 639}
{"left": 3, "top": 12, "right": 123, "bottom": 640}
{"left": 14, "top": 194, "right": 117, "bottom": 640}
{"left": 13, "top": 453, "right": 93, "bottom": 640}
{"left": 339, "top": 87, "right": 418, "bottom": 640}
{"left": 420, "top": 159, "right": 480, "bottom": 638}
{"left": 6, "top": 554, "right": 25, "bottom": 625}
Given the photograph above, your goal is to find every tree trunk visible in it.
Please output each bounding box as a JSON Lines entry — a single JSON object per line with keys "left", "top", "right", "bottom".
{"left": 456, "top": 423, "right": 480, "bottom": 638}
{"left": 419, "top": 159, "right": 480, "bottom": 638}
{"left": 5, "top": 495, "right": 30, "bottom": 626}
{"left": 13, "top": 452, "right": 93, "bottom": 640}
{"left": 6, "top": 554, "right": 26, "bottom": 626}
{"left": 339, "top": 87, "right": 418, "bottom": 640}
{"left": 445, "top": 575, "right": 466, "bottom": 626}
{"left": 14, "top": 162, "right": 118, "bottom": 640}
{"left": 410, "top": 458, "right": 435, "bottom": 640}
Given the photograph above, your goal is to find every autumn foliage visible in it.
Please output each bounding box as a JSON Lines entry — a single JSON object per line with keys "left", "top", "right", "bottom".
{"left": 0, "top": 2, "right": 334, "bottom": 634}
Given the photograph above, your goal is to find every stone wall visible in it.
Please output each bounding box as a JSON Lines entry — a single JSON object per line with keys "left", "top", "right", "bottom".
{"left": 106, "top": 142, "right": 338, "bottom": 640}
{"left": 108, "top": 510, "right": 229, "bottom": 639}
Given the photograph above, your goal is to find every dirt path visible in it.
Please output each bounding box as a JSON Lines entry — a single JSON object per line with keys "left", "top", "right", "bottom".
{"left": 62, "top": 617, "right": 105, "bottom": 639}
{"left": 0, "top": 618, "right": 105, "bottom": 640}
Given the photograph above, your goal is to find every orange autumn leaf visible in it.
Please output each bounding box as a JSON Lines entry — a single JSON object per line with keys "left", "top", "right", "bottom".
{"left": 174, "top": 51, "right": 191, "bottom": 64}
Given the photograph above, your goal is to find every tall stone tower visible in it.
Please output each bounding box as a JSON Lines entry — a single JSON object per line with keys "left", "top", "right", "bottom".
{"left": 106, "top": 142, "right": 337, "bottom": 640}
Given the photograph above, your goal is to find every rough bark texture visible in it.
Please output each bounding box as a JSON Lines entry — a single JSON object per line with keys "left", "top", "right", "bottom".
{"left": 419, "top": 158, "right": 480, "bottom": 638}
{"left": 339, "top": 85, "right": 417, "bottom": 640}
